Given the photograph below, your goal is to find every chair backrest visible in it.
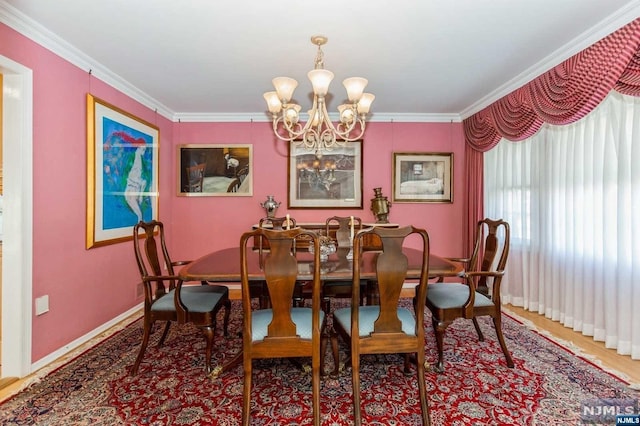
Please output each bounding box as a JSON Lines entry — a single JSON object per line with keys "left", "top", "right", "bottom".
{"left": 239, "top": 227, "right": 322, "bottom": 340}
{"left": 468, "top": 218, "right": 510, "bottom": 297}
{"left": 259, "top": 216, "right": 296, "bottom": 230}
{"left": 133, "top": 220, "right": 176, "bottom": 302}
{"left": 186, "top": 163, "right": 206, "bottom": 192}
{"left": 353, "top": 226, "right": 430, "bottom": 336}
{"left": 326, "top": 216, "right": 362, "bottom": 248}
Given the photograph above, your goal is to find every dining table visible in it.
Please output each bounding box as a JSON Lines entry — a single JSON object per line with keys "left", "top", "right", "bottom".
{"left": 177, "top": 245, "right": 463, "bottom": 376}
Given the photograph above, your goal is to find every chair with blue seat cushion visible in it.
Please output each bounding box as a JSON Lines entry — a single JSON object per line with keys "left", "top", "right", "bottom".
{"left": 239, "top": 227, "right": 326, "bottom": 426}
{"left": 131, "top": 220, "right": 230, "bottom": 376}
{"left": 425, "top": 218, "right": 514, "bottom": 372}
{"left": 332, "top": 225, "right": 431, "bottom": 426}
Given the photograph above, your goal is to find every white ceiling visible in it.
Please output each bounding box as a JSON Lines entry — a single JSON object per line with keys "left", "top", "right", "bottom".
{"left": 2, "top": 0, "right": 639, "bottom": 122}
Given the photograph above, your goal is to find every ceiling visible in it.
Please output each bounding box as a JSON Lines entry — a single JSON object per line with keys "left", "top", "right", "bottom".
{"left": 2, "top": 0, "right": 639, "bottom": 122}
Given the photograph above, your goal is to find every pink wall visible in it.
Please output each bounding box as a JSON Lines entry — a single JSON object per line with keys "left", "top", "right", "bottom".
{"left": 170, "top": 122, "right": 465, "bottom": 258}
{"left": 1, "top": 22, "right": 465, "bottom": 364}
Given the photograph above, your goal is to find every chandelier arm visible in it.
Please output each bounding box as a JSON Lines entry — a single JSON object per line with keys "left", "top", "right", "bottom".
{"left": 271, "top": 115, "right": 312, "bottom": 142}
{"left": 335, "top": 119, "right": 366, "bottom": 142}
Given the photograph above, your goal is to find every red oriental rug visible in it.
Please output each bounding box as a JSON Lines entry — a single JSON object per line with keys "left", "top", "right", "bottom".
{"left": 1, "top": 300, "right": 638, "bottom": 425}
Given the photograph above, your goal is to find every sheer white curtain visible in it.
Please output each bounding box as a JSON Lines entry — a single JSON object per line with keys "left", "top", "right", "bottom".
{"left": 484, "top": 91, "right": 640, "bottom": 359}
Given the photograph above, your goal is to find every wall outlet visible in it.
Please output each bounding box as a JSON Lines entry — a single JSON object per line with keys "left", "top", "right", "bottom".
{"left": 35, "top": 295, "right": 49, "bottom": 315}
{"left": 136, "top": 282, "right": 144, "bottom": 299}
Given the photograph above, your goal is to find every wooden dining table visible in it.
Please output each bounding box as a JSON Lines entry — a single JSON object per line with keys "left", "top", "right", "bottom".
{"left": 179, "top": 246, "right": 463, "bottom": 283}
{"left": 177, "top": 245, "right": 463, "bottom": 377}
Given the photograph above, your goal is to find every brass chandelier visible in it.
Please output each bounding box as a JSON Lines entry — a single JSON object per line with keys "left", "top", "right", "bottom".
{"left": 263, "top": 35, "right": 374, "bottom": 158}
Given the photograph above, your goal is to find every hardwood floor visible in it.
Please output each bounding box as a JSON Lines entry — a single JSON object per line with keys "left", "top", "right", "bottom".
{"left": 1, "top": 302, "right": 638, "bottom": 402}
{"left": 505, "top": 304, "right": 640, "bottom": 384}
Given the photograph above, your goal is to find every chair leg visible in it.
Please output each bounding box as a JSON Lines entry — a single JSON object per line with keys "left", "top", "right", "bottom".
{"left": 472, "top": 317, "right": 485, "bottom": 341}
{"left": 242, "top": 358, "right": 252, "bottom": 426}
{"left": 222, "top": 299, "right": 231, "bottom": 337}
{"left": 352, "top": 352, "right": 362, "bottom": 425}
{"left": 416, "top": 348, "right": 431, "bottom": 426}
{"left": 157, "top": 321, "right": 171, "bottom": 346}
{"left": 492, "top": 314, "right": 515, "bottom": 368}
{"left": 131, "top": 317, "right": 154, "bottom": 376}
{"left": 201, "top": 325, "right": 215, "bottom": 373}
{"left": 312, "top": 350, "right": 321, "bottom": 426}
{"left": 330, "top": 328, "right": 340, "bottom": 376}
{"left": 432, "top": 317, "right": 449, "bottom": 373}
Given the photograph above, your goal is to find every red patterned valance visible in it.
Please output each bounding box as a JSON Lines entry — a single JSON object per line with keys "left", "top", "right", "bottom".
{"left": 464, "top": 18, "right": 640, "bottom": 151}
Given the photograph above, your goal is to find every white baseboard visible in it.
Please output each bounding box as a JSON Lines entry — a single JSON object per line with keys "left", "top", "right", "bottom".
{"left": 30, "top": 303, "right": 143, "bottom": 373}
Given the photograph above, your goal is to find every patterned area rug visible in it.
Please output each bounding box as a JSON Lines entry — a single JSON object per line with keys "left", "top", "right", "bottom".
{"left": 1, "top": 300, "right": 638, "bottom": 425}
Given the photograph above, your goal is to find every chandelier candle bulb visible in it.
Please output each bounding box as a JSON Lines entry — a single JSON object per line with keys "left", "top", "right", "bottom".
{"left": 350, "top": 215, "right": 355, "bottom": 242}
{"left": 286, "top": 214, "right": 291, "bottom": 230}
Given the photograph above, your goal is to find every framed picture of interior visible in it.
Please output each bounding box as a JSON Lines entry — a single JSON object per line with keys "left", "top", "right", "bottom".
{"left": 86, "top": 94, "right": 159, "bottom": 249}
{"left": 177, "top": 144, "right": 253, "bottom": 197}
{"left": 288, "top": 140, "right": 363, "bottom": 208}
{"left": 392, "top": 152, "right": 453, "bottom": 203}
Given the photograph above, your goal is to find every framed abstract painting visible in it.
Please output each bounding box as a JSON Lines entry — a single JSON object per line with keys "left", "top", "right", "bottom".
{"left": 392, "top": 152, "right": 453, "bottom": 203}
{"left": 86, "top": 94, "right": 159, "bottom": 249}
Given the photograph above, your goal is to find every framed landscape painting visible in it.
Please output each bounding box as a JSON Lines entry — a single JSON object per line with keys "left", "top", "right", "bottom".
{"left": 86, "top": 94, "right": 159, "bottom": 249}
{"left": 288, "top": 140, "right": 363, "bottom": 209}
{"left": 177, "top": 144, "right": 252, "bottom": 196}
{"left": 392, "top": 152, "right": 453, "bottom": 203}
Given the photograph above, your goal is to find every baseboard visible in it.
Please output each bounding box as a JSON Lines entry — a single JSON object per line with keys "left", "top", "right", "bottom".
{"left": 30, "top": 303, "right": 143, "bottom": 373}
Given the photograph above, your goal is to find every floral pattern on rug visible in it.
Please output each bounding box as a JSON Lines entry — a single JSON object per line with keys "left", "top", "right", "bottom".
{"left": 1, "top": 300, "right": 638, "bottom": 425}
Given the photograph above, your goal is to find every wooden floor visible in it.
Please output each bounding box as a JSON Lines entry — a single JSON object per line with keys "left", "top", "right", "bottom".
{"left": 505, "top": 304, "right": 640, "bottom": 384}
{"left": 1, "top": 303, "right": 638, "bottom": 402}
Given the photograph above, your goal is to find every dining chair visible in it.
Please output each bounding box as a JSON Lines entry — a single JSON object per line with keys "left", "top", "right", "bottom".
{"left": 332, "top": 226, "right": 431, "bottom": 426}
{"left": 319, "top": 216, "right": 367, "bottom": 307}
{"left": 131, "top": 220, "right": 231, "bottom": 375}
{"left": 239, "top": 227, "right": 325, "bottom": 426}
{"left": 251, "top": 215, "right": 299, "bottom": 308}
{"left": 425, "top": 218, "right": 514, "bottom": 372}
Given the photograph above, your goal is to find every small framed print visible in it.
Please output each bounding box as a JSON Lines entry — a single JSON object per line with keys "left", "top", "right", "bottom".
{"left": 177, "top": 144, "right": 252, "bottom": 196}
{"left": 393, "top": 152, "right": 453, "bottom": 203}
{"left": 288, "top": 140, "right": 363, "bottom": 209}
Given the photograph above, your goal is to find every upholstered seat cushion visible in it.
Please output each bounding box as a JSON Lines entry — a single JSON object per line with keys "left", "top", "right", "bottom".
{"left": 427, "top": 282, "right": 493, "bottom": 309}
{"left": 333, "top": 305, "right": 417, "bottom": 337}
{"left": 151, "top": 285, "right": 228, "bottom": 313}
{"left": 251, "top": 308, "right": 326, "bottom": 341}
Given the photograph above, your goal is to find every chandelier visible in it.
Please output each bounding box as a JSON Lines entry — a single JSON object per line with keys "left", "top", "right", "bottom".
{"left": 263, "top": 35, "right": 374, "bottom": 158}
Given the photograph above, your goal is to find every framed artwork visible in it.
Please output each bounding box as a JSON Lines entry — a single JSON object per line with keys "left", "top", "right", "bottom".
{"left": 86, "top": 94, "right": 159, "bottom": 249}
{"left": 177, "top": 144, "right": 253, "bottom": 196}
{"left": 392, "top": 152, "right": 453, "bottom": 203}
{"left": 288, "top": 140, "right": 363, "bottom": 209}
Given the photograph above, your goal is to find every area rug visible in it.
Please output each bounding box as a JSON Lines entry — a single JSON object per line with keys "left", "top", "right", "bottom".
{"left": 1, "top": 300, "right": 638, "bottom": 425}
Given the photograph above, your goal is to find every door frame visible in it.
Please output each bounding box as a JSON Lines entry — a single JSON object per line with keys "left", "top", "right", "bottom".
{"left": 1, "top": 54, "right": 33, "bottom": 378}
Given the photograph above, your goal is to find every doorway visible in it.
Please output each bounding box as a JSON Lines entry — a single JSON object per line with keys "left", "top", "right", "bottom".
{"left": 0, "top": 54, "right": 33, "bottom": 383}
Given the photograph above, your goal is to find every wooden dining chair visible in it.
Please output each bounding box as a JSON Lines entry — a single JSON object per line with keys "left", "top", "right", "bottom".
{"left": 320, "top": 216, "right": 367, "bottom": 307}
{"left": 251, "top": 216, "right": 298, "bottom": 308}
{"left": 425, "top": 218, "right": 514, "bottom": 372}
{"left": 131, "top": 220, "right": 231, "bottom": 375}
{"left": 332, "top": 226, "right": 431, "bottom": 425}
{"left": 239, "top": 227, "right": 325, "bottom": 426}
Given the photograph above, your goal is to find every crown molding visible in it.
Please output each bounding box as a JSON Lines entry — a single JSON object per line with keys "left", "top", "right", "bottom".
{"left": 174, "top": 112, "right": 462, "bottom": 123}
{"left": 460, "top": 3, "right": 640, "bottom": 119}
{"left": 0, "top": 1, "right": 174, "bottom": 120}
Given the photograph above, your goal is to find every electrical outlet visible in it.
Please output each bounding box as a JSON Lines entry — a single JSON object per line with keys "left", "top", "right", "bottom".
{"left": 35, "top": 295, "right": 49, "bottom": 315}
{"left": 136, "top": 282, "right": 144, "bottom": 299}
